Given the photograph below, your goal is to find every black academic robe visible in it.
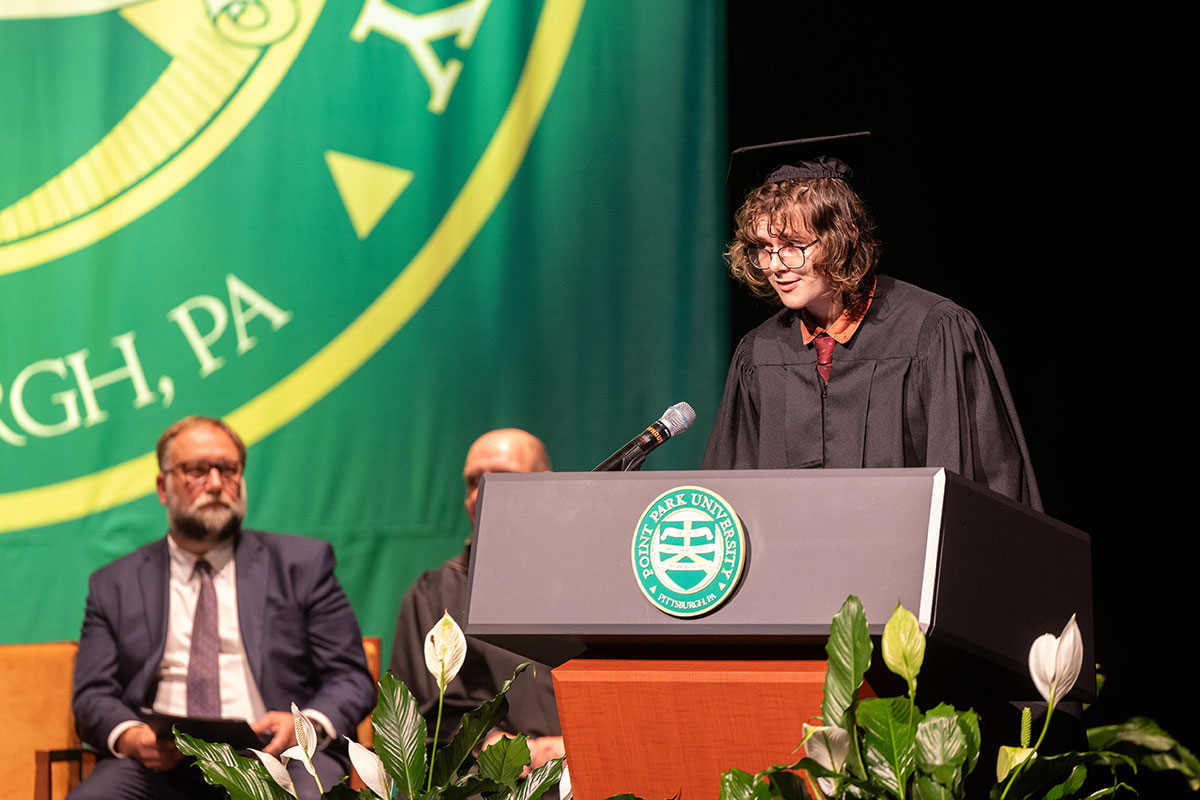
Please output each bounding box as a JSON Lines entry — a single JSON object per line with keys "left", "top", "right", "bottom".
{"left": 388, "top": 548, "right": 561, "bottom": 745}
{"left": 702, "top": 276, "right": 1042, "bottom": 510}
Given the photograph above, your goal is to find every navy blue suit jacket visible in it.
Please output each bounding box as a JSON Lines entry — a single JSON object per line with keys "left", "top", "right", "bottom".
{"left": 72, "top": 530, "right": 376, "bottom": 753}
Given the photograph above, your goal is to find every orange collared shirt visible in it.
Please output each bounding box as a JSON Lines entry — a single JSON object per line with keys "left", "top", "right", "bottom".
{"left": 798, "top": 279, "right": 877, "bottom": 345}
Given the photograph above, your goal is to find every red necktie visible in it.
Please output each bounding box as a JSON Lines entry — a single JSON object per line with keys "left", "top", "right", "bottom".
{"left": 814, "top": 333, "right": 835, "bottom": 382}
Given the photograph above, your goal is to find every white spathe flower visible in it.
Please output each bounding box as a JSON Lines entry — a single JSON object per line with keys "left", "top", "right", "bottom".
{"left": 281, "top": 702, "right": 320, "bottom": 780}
{"left": 996, "top": 745, "right": 1036, "bottom": 782}
{"left": 347, "top": 738, "right": 394, "bottom": 799}
{"left": 424, "top": 610, "right": 467, "bottom": 691}
{"left": 1028, "top": 614, "right": 1083, "bottom": 710}
{"left": 248, "top": 748, "right": 298, "bottom": 798}
{"left": 802, "top": 723, "right": 849, "bottom": 796}
{"left": 881, "top": 602, "right": 925, "bottom": 686}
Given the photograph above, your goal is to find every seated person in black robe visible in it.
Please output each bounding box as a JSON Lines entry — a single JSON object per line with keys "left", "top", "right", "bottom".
{"left": 703, "top": 133, "right": 1040, "bottom": 510}
{"left": 388, "top": 429, "right": 564, "bottom": 772}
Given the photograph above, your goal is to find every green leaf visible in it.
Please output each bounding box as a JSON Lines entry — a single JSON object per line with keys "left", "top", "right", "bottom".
{"left": 767, "top": 770, "right": 814, "bottom": 800}
{"left": 912, "top": 774, "right": 955, "bottom": 800}
{"left": 759, "top": 757, "right": 844, "bottom": 782}
{"left": 431, "top": 662, "right": 529, "bottom": 786}
{"left": 915, "top": 713, "right": 967, "bottom": 791}
{"left": 1078, "top": 782, "right": 1136, "bottom": 799}
{"left": 720, "top": 768, "right": 771, "bottom": 800}
{"left": 477, "top": 733, "right": 531, "bottom": 787}
{"left": 1087, "top": 716, "right": 1176, "bottom": 752}
{"left": 322, "top": 784, "right": 379, "bottom": 800}
{"left": 841, "top": 703, "right": 868, "bottom": 781}
{"left": 1042, "top": 764, "right": 1087, "bottom": 800}
{"left": 1087, "top": 717, "right": 1200, "bottom": 789}
{"left": 921, "top": 703, "right": 956, "bottom": 719}
{"left": 857, "top": 697, "right": 919, "bottom": 798}
{"left": 372, "top": 672, "right": 428, "bottom": 800}
{"left": 440, "top": 773, "right": 504, "bottom": 800}
{"left": 956, "top": 709, "right": 980, "bottom": 776}
{"left": 987, "top": 751, "right": 1103, "bottom": 800}
{"left": 916, "top": 713, "right": 966, "bottom": 774}
{"left": 919, "top": 703, "right": 977, "bottom": 779}
{"left": 173, "top": 730, "right": 294, "bottom": 800}
{"left": 823, "top": 595, "right": 872, "bottom": 727}
{"left": 508, "top": 756, "right": 564, "bottom": 800}
{"left": 881, "top": 603, "right": 925, "bottom": 695}
{"left": 1129, "top": 750, "right": 1200, "bottom": 790}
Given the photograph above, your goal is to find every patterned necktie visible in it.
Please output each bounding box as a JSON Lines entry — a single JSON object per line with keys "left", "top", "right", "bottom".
{"left": 814, "top": 333, "right": 835, "bottom": 382}
{"left": 187, "top": 559, "right": 220, "bottom": 718}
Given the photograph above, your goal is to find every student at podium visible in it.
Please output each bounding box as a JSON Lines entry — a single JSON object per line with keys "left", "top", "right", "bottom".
{"left": 703, "top": 133, "right": 1040, "bottom": 510}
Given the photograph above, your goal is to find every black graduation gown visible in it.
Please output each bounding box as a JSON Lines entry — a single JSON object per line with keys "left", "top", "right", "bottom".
{"left": 387, "top": 547, "right": 561, "bottom": 745}
{"left": 702, "top": 276, "right": 1042, "bottom": 510}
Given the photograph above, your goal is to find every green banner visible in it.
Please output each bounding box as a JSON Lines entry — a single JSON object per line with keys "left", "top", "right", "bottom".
{"left": 0, "top": 0, "right": 727, "bottom": 663}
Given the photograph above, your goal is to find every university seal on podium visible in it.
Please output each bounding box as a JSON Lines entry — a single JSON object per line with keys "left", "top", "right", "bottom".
{"left": 631, "top": 485, "right": 746, "bottom": 618}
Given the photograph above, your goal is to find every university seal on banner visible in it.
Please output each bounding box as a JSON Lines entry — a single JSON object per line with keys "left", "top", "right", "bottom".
{"left": 0, "top": 0, "right": 585, "bottom": 533}
{"left": 631, "top": 485, "right": 746, "bottom": 618}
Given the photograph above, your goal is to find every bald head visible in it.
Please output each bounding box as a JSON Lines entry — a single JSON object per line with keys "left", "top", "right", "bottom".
{"left": 463, "top": 428, "right": 551, "bottom": 525}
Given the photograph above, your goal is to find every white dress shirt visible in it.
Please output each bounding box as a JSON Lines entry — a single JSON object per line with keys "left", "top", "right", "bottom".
{"left": 154, "top": 537, "right": 266, "bottom": 722}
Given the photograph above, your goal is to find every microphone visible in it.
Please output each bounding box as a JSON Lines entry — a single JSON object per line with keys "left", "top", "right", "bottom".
{"left": 593, "top": 402, "right": 697, "bottom": 472}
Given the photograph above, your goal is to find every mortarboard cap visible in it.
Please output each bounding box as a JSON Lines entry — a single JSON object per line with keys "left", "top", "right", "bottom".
{"left": 727, "top": 131, "right": 871, "bottom": 195}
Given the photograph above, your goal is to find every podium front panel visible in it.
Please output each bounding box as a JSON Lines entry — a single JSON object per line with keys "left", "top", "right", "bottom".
{"left": 464, "top": 467, "right": 1094, "bottom": 699}
{"left": 465, "top": 468, "right": 945, "bottom": 662}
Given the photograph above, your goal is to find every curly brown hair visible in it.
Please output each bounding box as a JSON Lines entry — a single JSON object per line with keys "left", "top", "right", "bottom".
{"left": 726, "top": 178, "right": 880, "bottom": 318}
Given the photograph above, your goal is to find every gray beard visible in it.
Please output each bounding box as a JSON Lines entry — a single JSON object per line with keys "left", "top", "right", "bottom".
{"left": 171, "top": 502, "right": 243, "bottom": 544}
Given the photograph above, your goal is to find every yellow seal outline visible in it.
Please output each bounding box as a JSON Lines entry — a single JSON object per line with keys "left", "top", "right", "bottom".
{"left": 0, "top": 0, "right": 586, "bottom": 533}
{"left": 0, "top": 0, "right": 321, "bottom": 274}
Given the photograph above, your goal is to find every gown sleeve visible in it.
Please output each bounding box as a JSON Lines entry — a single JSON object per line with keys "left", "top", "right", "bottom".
{"left": 915, "top": 302, "right": 1042, "bottom": 510}
{"left": 387, "top": 560, "right": 560, "bottom": 742}
{"left": 702, "top": 335, "right": 762, "bottom": 469}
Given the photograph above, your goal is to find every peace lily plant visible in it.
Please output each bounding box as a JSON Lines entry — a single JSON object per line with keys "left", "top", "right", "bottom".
{"left": 174, "top": 610, "right": 564, "bottom": 800}
{"left": 713, "top": 597, "right": 1196, "bottom": 800}
{"left": 995, "top": 615, "right": 1084, "bottom": 797}
{"left": 243, "top": 703, "right": 329, "bottom": 797}
{"left": 610, "top": 596, "right": 1196, "bottom": 800}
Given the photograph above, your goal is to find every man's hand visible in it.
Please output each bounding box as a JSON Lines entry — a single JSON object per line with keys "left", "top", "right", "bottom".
{"left": 527, "top": 735, "right": 566, "bottom": 771}
{"left": 251, "top": 711, "right": 299, "bottom": 756}
{"left": 116, "top": 724, "right": 182, "bottom": 772}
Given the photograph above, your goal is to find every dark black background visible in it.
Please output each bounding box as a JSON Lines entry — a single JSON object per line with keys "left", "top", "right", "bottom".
{"left": 723, "top": 2, "right": 1194, "bottom": 745}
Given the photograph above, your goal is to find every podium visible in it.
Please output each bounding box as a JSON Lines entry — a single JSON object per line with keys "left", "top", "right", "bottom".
{"left": 465, "top": 468, "right": 1093, "bottom": 800}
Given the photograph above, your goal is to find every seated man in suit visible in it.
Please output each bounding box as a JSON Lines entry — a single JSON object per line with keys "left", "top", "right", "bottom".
{"left": 389, "top": 428, "right": 564, "bottom": 773}
{"left": 70, "top": 415, "right": 376, "bottom": 800}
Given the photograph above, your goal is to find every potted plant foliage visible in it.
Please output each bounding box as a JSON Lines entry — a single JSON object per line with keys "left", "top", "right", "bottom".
{"left": 174, "top": 611, "right": 564, "bottom": 800}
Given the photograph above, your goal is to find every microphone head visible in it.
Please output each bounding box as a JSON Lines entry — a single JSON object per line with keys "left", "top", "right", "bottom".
{"left": 661, "top": 402, "right": 696, "bottom": 438}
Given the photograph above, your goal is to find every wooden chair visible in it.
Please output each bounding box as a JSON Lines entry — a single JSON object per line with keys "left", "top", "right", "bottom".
{"left": 2, "top": 637, "right": 382, "bottom": 799}
{"left": 351, "top": 635, "right": 383, "bottom": 790}
{"left": 0, "top": 641, "right": 90, "bottom": 800}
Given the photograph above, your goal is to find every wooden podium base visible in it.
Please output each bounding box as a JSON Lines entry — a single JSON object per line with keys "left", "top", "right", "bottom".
{"left": 552, "top": 659, "right": 834, "bottom": 800}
